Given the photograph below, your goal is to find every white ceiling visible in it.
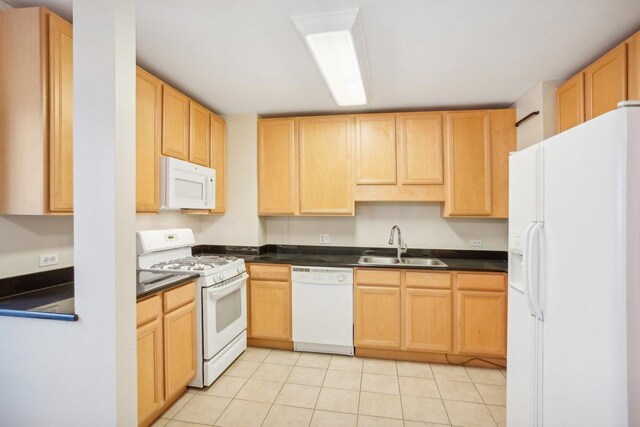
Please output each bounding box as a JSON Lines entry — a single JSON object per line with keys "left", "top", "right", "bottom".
{"left": 7, "top": 0, "right": 640, "bottom": 115}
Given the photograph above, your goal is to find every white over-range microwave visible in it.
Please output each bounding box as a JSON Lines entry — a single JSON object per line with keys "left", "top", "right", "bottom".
{"left": 160, "top": 156, "right": 215, "bottom": 210}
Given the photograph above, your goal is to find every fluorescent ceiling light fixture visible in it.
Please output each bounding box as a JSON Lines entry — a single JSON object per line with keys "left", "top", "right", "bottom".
{"left": 292, "top": 8, "right": 370, "bottom": 107}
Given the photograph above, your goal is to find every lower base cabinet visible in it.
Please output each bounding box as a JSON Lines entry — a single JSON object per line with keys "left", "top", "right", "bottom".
{"left": 354, "top": 268, "right": 507, "bottom": 362}
{"left": 246, "top": 264, "right": 292, "bottom": 346}
{"left": 137, "top": 281, "right": 196, "bottom": 427}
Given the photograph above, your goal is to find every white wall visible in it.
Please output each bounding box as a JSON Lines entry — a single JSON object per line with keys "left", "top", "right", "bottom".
{"left": 266, "top": 202, "right": 508, "bottom": 251}
{"left": 0, "top": 215, "right": 74, "bottom": 278}
{"left": 200, "top": 114, "right": 266, "bottom": 246}
{"left": 512, "top": 80, "right": 564, "bottom": 150}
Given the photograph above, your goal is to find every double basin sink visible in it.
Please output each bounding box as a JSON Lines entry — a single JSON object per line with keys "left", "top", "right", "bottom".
{"left": 358, "top": 256, "right": 448, "bottom": 267}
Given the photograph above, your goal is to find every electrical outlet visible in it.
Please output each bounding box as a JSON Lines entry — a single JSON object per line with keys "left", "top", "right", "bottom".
{"left": 39, "top": 253, "right": 59, "bottom": 267}
{"left": 470, "top": 239, "right": 483, "bottom": 247}
{"left": 319, "top": 234, "right": 330, "bottom": 244}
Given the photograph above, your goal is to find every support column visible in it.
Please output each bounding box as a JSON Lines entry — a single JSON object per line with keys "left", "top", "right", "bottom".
{"left": 73, "top": 0, "right": 137, "bottom": 424}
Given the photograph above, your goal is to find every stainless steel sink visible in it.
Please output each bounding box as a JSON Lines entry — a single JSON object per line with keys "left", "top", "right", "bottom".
{"left": 358, "top": 256, "right": 401, "bottom": 265}
{"left": 358, "top": 256, "right": 448, "bottom": 267}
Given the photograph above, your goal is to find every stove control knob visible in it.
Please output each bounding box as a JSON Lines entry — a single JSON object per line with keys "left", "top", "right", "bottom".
{"left": 337, "top": 275, "right": 345, "bottom": 283}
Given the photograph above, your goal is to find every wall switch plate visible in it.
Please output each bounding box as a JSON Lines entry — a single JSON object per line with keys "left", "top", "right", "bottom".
{"left": 470, "top": 239, "right": 483, "bottom": 247}
{"left": 39, "top": 253, "right": 59, "bottom": 267}
{"left": 319, "top": 234, "right": 330, "bottom": 244}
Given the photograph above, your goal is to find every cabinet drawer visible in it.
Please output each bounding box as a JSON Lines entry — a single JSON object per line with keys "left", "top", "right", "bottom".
{"left": 249, "top": 264, "right": 290, "bottom": 281}
{"left": 137, "top": 294, "right": 162, "bottom": 327}
{"left": 163, "top": 281, "right": 196, "bottom": 313}
{"left": 404, "top": 271, "right": 451, "bottom": 289}
{"left": 355, "top": 268, "right": 401, "bottom": 286}
{"left": 457, "top": 273, "right": 505, "bottom": 291}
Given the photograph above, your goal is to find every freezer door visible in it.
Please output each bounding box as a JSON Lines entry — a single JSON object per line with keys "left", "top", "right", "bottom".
{"left": 508, "top": 145, "right": 540, "bottom": 294}
{"left": 541, "top": 109, "right": 628, "bottom": 426}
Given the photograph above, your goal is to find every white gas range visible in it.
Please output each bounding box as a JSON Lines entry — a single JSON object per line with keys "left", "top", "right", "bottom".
{"left": 137, "top": 228, "right": 248, "bottom": 388}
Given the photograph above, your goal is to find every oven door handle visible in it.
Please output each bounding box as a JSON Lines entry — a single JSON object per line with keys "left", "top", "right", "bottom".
{"left": 205, "top": 273, "right": 248, "bottom": 298}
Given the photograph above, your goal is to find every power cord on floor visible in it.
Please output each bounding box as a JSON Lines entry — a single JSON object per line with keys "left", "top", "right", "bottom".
{"left": 444, "top": 352, "right": 506, "bottom": 369}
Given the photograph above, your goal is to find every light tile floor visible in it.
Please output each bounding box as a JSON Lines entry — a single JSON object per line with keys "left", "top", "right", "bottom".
{"left": 152, "top": 347, "right": 506, "bottom": 427}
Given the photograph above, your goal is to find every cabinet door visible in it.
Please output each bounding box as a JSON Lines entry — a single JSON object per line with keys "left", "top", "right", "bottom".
{"left": 49, "top": 13, "right": 74, "bottom": 212}
{"left": 210, "top": 114, "right": 226, "bottom": 213}
{"left": 556, "top": 73, "right": 585, "bottom": 133}
{"left": 444, "top": 111, "right": 492, "bottom": 216}
{"left": 355, "top": 285, "right": 401, "bottom": 349}
{"left": 248, "top": 280, "right": 291, "bottom": 340}
{"left": 164, "top": 301, "right": 196, "bottom": 399}
{"left": 585, "top": 44, "right": 628, "bottom": 120}
{"left": 397, "top": 112, "right": 443, "bottom": 185}
{"left": 136, "top": 67, "right": 162, "bottom": 213}
{"left": 162, "top": 85, "right": 190, "bottom": 160}
{"left": 299, "top": 116, "right": 354, "bottom": 215}
{"left": 189, "top": 101, "right": 211, "bottom": 166}
{"left": 628, "top": 31, "right": 640, "bottom": 101}
{"left": 355, "top": 114, "right": 397, "bottom": 185}
{"left": 258, "top": 119, "right": 298, "bottom": 215}
{"left": 404, "top": 288, "right": 452, "bottom": 352}
{"left": 137, "top": 316, "right": 164, "bottom": 425}
{"left": 489, "top": 109, "right": 516, "bottom": 218}
{"left": 456, "top": 291, "right": 506, "bottom": 356}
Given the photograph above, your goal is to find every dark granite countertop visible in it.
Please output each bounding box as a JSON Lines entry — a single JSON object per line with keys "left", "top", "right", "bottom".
{"left": 194, "top": 244, "right": 508, "bottom": 273}
{"left": 0, "top": 267, "right": 77, "bottom": 321}
{"left": 136, "top": 271, "right": 199, "bottom": 299}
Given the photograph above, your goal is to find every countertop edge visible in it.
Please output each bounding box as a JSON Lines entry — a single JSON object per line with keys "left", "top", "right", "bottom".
{"left": 0, "top": 309, "right": 78, "bottom": 322}
{"left": 136, "top": 273, "right": 199, "bottom": 300}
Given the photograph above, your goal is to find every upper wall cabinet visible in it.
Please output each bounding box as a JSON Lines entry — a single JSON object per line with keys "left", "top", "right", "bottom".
{"left": 136, "top": 67, "right": 163, "bottom": 213}
{"left": 209, "top": 114, "right": 227, "bottom": 214}
{"left": 444, "top": 109, "right": 515, "bottom": 218}
{"left": 162, "top": 85, "right": 190, "bottom": 161}
{"left": 258, "top": 118, "right": 298, "bottom": 215}
{"left": 444, "top": 111, "right": 492, "bottom": 216}
{"left": 355, "top": 114, "right": 397, "bottom": 185}
{"left": 298, "top": 116, "right": 354, "bottom": 215}
{"left": 557, "top": 30, "right": 639, "bottom": 133}
{"left": 556, "top": 73, "right": 585, "bottom": 133}
{"left": 257, "top": 109, "right": 514, "bottom": 218}
{"left": 0, "top": 7, "right": 74, "bottom": 215}
{"left": 354, "top": 112, "right": 445, "bottom": 202}
{"left": 189, "top": 101, "right": 211, "bottom": 167}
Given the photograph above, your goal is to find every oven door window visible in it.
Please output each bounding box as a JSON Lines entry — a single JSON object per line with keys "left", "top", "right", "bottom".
{"left": 216, "top": 288, "right": 241, "bottom": 333}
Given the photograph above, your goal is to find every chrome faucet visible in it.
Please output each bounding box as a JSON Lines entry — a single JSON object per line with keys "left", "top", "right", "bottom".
{"left": 388, "top": 225, "right": 408, "bottom": 260}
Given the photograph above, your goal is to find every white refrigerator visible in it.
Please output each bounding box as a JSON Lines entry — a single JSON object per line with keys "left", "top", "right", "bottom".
{"left": 507, "top": 104, "right": 640, "bottom": 427}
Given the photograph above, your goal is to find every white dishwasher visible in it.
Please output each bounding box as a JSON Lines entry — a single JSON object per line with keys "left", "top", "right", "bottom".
{"left": 292, "top": 266, "right": 354, "bottom": 356}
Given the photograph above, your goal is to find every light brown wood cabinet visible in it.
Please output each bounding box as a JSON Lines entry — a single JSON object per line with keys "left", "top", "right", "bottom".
{"left": 49, "top": 13, "right": 74, "bottom": 213}
{"left": 136, "top": 67, "right": 163, "bottom": 213}
{"left": 444, "top": 109, "right": 515, "bottom": 218}
{"left": 355, "top": 268, "right": 507, "bottom": 361}
{"left": 456, "top": 273, "right": 507, "bottom": 357}
{"left": 354, "top": 112, "right": 445, "bottom": 202}
{"left": 556, "top": 73, "right": 586, "bottom": 133}
{"left": 355, "top": 114, "right": 397, "bottom": 185}
{"left": 298, "top": 116, "right": 354, "bottom": 215}
{"left": 403, "top": 271, "right": 453, "bottom": 353}
{"left": 557, "top": 30, "right": 639, "bottom": 133}
{"left": 210, "top": 114, "right": 227, "bottom": 213}
{"left": 189, "top": 101, "right": 211, "bottom": 167}
{"left": 247, "top": 264, "right": 292, "bottom": 341}
{"left": 137, "top": 281, "right": 196, "bottom": 427}
{"left": 136, "top": 295, "right": 164, "bottom": 427}
{"left": 162, "top": 85, "right": 190, "bottom": 161}
{"left": 258, "top": 118, "right": 298, "bottom": 215}
{"left": 0, "top": 7, "right": 75, "bottom": 215}
{"left": 585, "top": 43, "right": 627, "bottom": 121}
{"left": 258, "top": 109, "right": 513, "bottom": 217}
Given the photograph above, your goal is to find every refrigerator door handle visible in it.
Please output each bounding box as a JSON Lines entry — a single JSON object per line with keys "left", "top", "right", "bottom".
{"left": 526, "top": 222, "right": 544, "bottom": 321}
{"left": 522, "top": 221, "right": 538, "bottom": 317}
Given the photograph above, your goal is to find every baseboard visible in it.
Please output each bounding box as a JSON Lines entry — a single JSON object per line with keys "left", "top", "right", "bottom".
{"left": 355, "top": 347, "right": 506, "bottom": 368}
{"left": 247, "top": 337, "right": 293, "bottom": 350}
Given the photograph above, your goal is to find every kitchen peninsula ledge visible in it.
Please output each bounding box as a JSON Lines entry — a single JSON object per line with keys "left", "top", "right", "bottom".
{"left": 193, "top": 244, "right": 508, "bottom": 273}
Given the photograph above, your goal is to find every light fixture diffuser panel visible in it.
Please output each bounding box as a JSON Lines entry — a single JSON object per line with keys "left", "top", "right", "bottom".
{"left": 292, "top": 8, "right": 370, "bottom": 107}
